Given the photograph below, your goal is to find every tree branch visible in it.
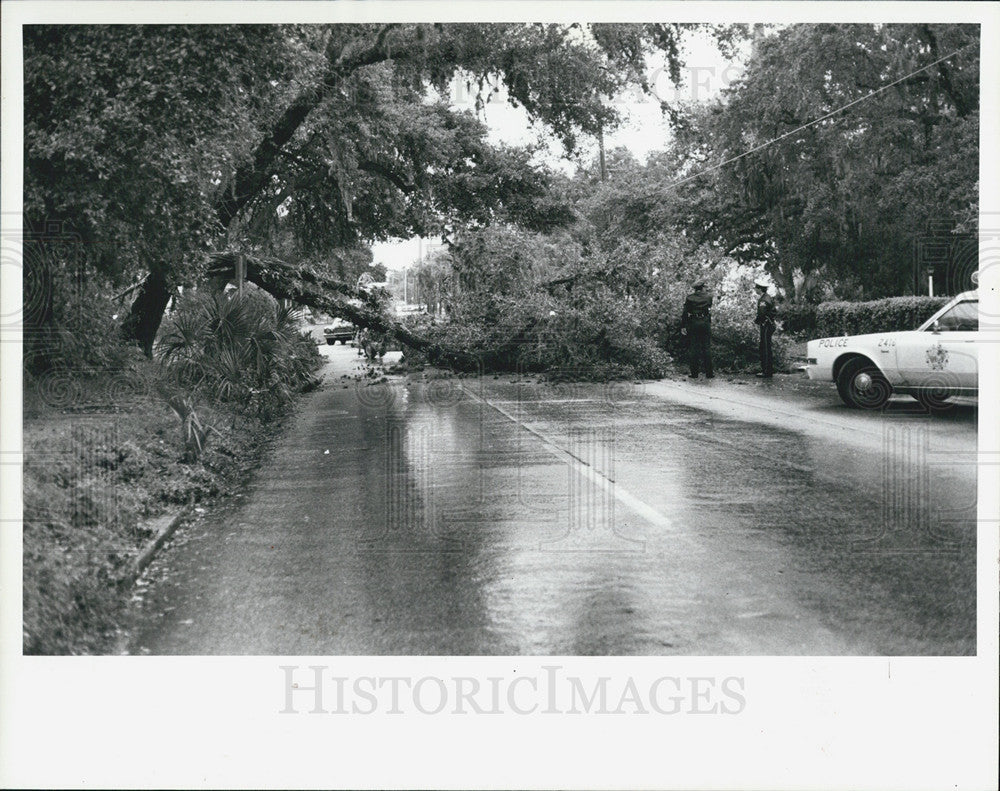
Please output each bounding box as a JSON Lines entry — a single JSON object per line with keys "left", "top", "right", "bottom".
{"left": 918, "top": 25, "right": 971, "bottom": 118}
{"left": 358, "top": 159, "right": 417, "bottom": 193}
{"left": 206, "top": 251, "right": 477, "bottom": 368}
{"left": 216, "top": 24, "right": 420, "bottom": 232}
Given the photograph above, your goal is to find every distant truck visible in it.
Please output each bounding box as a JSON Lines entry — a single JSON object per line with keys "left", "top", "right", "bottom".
{"left": 394, "top": 303, "right": 426, "bottom": 318}
{"left": 323, "top": 319, "right": 355, "bottom": 345}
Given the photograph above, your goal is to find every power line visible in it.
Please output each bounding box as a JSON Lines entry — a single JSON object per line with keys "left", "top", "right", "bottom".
{"left": 664, "top": 44, "right": 971, "bottom": 192}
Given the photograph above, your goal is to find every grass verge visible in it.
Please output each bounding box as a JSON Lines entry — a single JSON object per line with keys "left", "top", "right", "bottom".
{"left": 22, "top": 360, "right": 302, "bottom": 655}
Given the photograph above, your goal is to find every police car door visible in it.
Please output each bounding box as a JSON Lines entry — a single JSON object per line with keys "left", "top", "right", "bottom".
{"left": 894, "top": 299, "right": 979, "bottom": 391}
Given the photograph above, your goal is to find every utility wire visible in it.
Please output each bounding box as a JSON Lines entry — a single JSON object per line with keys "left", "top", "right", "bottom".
{"left": 664, "top": 44, "right": 971, "bottom": 192}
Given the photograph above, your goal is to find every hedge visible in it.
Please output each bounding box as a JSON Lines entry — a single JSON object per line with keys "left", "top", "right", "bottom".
{"left": 778, "top": 302, "right": 818, "bottom": 335}
{"left": 814, "top": 296, "right": 950, "bottom": 338}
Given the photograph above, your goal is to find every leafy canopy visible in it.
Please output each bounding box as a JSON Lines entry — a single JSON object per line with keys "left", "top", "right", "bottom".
{"left": 667, "top": 23, "right": 979, "bottom": 298}
{"left": 25, "top": 23, "right": 737, "bottom": 284}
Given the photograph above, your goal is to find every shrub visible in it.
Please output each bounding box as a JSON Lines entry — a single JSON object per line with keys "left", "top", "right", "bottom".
{"left": 412, "top": 289, "right": 671, "bottom": 380}
{"left": 157, "top": 288, "right": 321, "bottom": 418}
{"left": 779, "top": 302, "right": 819, "bottom": 336}
{"left": 704, "top": 310, "right": 795, "bottom": 374}
{"left": 814, "top": 296, "right": 950, "bottom": 338}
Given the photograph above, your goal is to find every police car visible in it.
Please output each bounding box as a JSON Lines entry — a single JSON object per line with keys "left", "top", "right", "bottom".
{"left": 805, "top": 290, "right": 979, "bottom": 409}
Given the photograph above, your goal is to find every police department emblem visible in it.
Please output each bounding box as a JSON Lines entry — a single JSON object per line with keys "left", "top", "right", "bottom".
{"left": 926, "top": 344, "right": 949, "bottom": 370}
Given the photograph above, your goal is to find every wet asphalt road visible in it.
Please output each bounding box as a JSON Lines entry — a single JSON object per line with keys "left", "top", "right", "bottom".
{"left": 127, "top": 340, "right": 977, "bottom": 655}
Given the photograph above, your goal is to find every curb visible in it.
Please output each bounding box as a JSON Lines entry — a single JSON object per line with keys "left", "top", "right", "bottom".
{"left": 120, "top": 506, "right": 193, "bottom": 585}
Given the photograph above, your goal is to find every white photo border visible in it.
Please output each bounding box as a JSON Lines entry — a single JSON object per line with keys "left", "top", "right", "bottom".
{"left": 2, "top": 2, "right": 997, "bottom": 789}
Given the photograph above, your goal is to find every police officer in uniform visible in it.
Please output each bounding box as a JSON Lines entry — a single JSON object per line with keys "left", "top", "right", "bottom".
{"left": 680, "top": 280, "right": 713, "bottom": 379}
{"left": 753, "top": 278, "right": 776, "bottom": 378}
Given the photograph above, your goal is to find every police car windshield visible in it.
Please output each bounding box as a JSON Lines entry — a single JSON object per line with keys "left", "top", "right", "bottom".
{"left": 926, "top": 300, "right": 978, "bottom": 332}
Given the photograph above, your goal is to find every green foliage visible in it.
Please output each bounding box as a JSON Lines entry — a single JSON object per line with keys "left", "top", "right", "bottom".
{"left": 24, "top": 25, "right": 312, "bottom": 281}
{"left": 260, "top": 239, "right": 379, "bottom": 294}
{"left": 158, "top": 289, "right": 321, "bottom": 417}
{"left": 165, "top": 394, "right": 223, "bottom": 463}
{"left": 814, "top": 296, "right": 951, "bottom": 337}
{"left": 22, "top": 240, "right": 146, "bottom": 376}
{"left": 33, "top": 24, "right": 974, "bottom": 380}
{"left": 241, "top": 20, "right": 685, "bottom": 259}
{"left": 779, "top": 302, "right": 819, "bottom": 336}
{"left": 412, "top": 225, "right": 681, "bottom": 378}
{"left": 423, "top": 164, "right": 808, "bottom": 377}
{"left": 707, "top": 307, "right": 795, "bottom": 374}
{"left": 669, "top": 23, "right": 979, "bottom": 298}
{"left": 22, "top": 367, "right": 294, "bottom": 653}
{"left": 394, "top": 22, "right": 987, "bottom": 377}
{"left": 22, "top": 416, "right": 164, "bottom": 654}
{"left": 24, "top": 22, "right": 710, "bottom": 278}
{"left": 27, "top": 23, "right": 734, "bottom": 352}
{"left": 251, "top": 85, "right": 571, "bottom": 256}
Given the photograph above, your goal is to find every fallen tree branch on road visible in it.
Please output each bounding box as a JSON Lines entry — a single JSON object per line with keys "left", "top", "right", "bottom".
{"left": 206, "top": 251, "right": 480, "bottom": 369}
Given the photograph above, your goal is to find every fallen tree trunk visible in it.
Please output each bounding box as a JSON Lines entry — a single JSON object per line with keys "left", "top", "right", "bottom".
{"left": 207, "top": 252, "right": 480, "bottom": 369}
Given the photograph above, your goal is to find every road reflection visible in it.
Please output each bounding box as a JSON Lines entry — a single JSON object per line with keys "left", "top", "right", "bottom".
{"left": 128, "top": 356, "right": 976, "bottom": 655}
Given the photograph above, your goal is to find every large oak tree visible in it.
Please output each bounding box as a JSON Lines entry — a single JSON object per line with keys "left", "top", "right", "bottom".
{"left": 25, "top": 23, "right": 738, "bottom": 356}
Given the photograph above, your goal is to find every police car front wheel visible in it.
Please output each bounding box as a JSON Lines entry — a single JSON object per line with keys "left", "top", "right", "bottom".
{"left": 836, "top": 358, "right": 892, "bottom": 409}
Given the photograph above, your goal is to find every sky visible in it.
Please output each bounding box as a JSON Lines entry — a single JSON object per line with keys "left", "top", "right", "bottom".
{"left": 372, "top": 29, "right": 745, "bottom": 271}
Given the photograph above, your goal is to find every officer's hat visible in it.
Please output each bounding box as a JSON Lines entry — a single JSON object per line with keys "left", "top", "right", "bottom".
{"left": 753, "top": 278, "right": 769, "bottom": 289}
{"left": 693, "top": 280, "right": 706, "bottom": 290}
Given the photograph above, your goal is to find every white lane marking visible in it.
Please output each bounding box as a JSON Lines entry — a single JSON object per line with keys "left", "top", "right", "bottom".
{"left": 460, "top": 384, "right": 685, "bottom": 539}
{"left": 478, "top": 399, "right": 601, "bottom": 405}
{"left": 480, "top": 383, "right": 818, "bottom": 475}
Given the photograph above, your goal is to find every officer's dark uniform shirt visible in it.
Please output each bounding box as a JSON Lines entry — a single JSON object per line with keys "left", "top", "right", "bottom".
{"left": 755, "top": 292, "right": 776, "bottom": 325}
{"left": 682, "top": 291, "right": 713, "bottom": 326}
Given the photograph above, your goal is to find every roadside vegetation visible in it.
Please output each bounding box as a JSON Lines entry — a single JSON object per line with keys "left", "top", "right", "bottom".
{"left": 24, "top": 24, "right": 977, "bottom": 377}
{"left": 23, "top": 280, "right": 322, "bottom": 654}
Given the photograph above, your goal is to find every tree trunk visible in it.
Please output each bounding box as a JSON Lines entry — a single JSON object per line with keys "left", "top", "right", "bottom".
{"left": 120, "top": 268, "right": 170, "bottom": 357}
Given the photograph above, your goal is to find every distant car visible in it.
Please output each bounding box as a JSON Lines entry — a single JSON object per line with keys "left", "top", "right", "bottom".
{"left": 323, "top": 319, "right": 355, "bottom": 345}
{"left": 805, "top": 290, "right": 979, "bottom": 409}
{"left": 394, "top": 304, "right": 426, "bottom": 318}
